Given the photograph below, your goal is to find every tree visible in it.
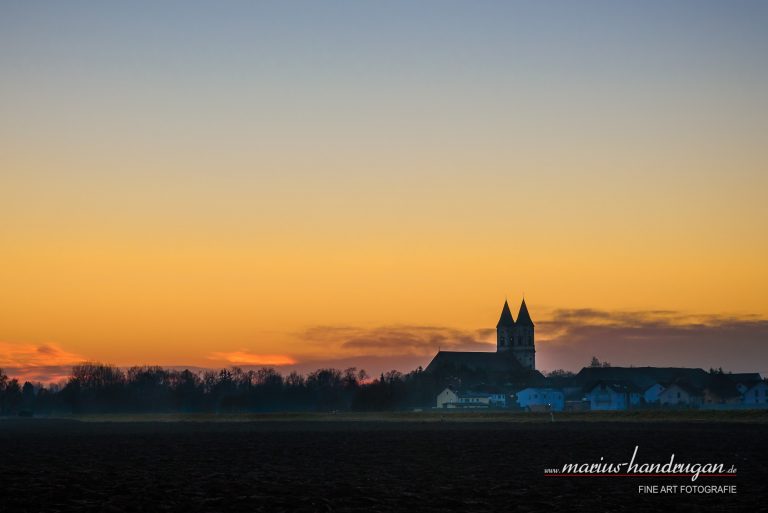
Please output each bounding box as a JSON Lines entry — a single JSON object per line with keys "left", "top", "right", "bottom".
{"left": 126, "top": 366, "right": 173, "bottom": 411}
{"left": 2, "top": 379, "right": 22, "bottom": 415}
{"left": 382, "top": 370, "right": 403, "bottom": 384}
{"left": 72, "top": 362, "right": 125, "bottom": 392}
{"left": 67, "top": 362, "right": 126, "bottom": 412}
{"left": 285, "top": 371, "right": 305, "bottom": 388}
{"left": 306, "top": 368, "right": 345, "bottom": 411}
{"left": 172, "top": 369, "right": 202, "bottom": 411}
{"left": 342, "top": 367, "right": 361, "bottom": 389}
{"left": 255, "top": 367, "right": 283, "bottom": 388}
{"left": 21, "top": 381, "right": 36, "bottom": 413}
{"left": 211, "top": 369, "right": 238, "bottom": 412}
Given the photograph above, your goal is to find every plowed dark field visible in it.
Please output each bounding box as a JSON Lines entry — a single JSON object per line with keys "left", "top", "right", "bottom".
{"left": 0, "top": 419, "right": 765, "bottom": 512}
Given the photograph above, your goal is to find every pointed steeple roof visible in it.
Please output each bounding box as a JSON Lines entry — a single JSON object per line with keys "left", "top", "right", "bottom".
{"left": 496, "top": 300, "right": 515, "bottom": 329}
{"left": 516, "top": 299, "right": 534, "bottom": 327}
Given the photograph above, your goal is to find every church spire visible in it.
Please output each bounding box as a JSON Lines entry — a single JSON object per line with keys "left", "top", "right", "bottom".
{"left": 496, "top": 300, "right": 515, "bottom": 329}
{"left": 516, "top": 298, "right": 534, "bottom": 327}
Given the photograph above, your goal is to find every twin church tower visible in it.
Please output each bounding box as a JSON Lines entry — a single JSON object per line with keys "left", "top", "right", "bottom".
{"left": 424, "top": 298, "right": 536, "bottom": 376}
{"left": 496, "top": 299, "right": 535, "bottom": 370}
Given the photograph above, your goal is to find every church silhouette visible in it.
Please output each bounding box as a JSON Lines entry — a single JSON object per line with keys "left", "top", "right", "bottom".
{"left": 424, "top": 299, "right": 541, "bottom": 382}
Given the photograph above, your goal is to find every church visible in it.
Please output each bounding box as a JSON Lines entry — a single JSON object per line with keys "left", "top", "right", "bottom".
{"left": 424, "top": 299, "right": 539, "bottom": 381}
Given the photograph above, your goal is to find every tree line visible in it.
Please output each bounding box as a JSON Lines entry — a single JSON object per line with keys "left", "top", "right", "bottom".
{"left": 0, "top": 363, "right": 444, "bottom": 415}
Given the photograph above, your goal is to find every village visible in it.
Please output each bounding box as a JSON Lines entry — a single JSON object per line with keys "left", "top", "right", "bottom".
{"left": 434, "top": 366, "right": 768, "bottom": 411}
{"left": 429, "top": 300, "right": 768, "bottom": 412}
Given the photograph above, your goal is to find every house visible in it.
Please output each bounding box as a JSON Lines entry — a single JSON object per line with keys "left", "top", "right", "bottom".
{"left": 436, "top": 387, "right": 459, "bottom": 408}
{"left": 742, "top": 381, "right": 768, "bottom": 407}
{"left": 643, "top": 383, "right": 665, "bottom": 405}
{"left": 545, "top": 376, "right": 584, "bottom": 404}
{"left": 515, "top": 387, "right": 564, "bottom": 412}
{"left": 464, "top": 385, "right": 507, "bottom": 408}
{"left": 435, "top": 387, "right": 507, "bottom": 409}
{"left": 586, "top": 381, "right": 641, "bottom": 411}
{"left": 573, "top": 367, "right": 711, "bottom": 391}
{"left": 725, "top": 373, "right": 763, "bottom": 395}
{"left": 702, "top": 374, "right": 742, "bottom": 405}
{"left": 658, "top": 382, "right": 703, "bottom": 407}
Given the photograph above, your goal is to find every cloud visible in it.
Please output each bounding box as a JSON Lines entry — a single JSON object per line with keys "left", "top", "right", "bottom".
{"left": 536, "top": 309, "right": 768, "bottom": 373}
{"left": 207, "top": 351, "right": 297, "bottom": 366}
{"left": 301, "top": 325, "right": 495, "bottom": 356}
{"left": 36, "top": 345, "right": 60, "bottom": 356}
{"left": 0, "top": 342, "right": 84, "bottom": 384}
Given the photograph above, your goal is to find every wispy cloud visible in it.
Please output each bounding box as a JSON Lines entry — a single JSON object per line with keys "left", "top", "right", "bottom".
{"left": 207, "top": 351, "right": 297, "bottom": 366}
{"left": 0, "top": 342, "right": 84, "bottom": 383}
{"left": 301, "top": 325, "right": 495, "bottom": 356}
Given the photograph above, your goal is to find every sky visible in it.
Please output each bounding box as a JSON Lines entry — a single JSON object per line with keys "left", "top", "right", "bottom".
{"left": 1, "top": 1, "right": 767, "bottom": 383}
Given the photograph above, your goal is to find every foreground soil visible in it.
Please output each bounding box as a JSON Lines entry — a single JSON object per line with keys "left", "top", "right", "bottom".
{"left": 0, "top": 419, "right": 765, "bottom": 512}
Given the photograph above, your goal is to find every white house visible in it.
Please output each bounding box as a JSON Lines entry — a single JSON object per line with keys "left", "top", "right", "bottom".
{"left": 479, "top": 391, "right": 507, "bottom": 407}
{"left": 586, "top": 382, "right": 640, "bottom": 411}
{"left": 643, "top": 383, "right": 664, "bottom": 405}
{"left": 516, "top": 387, "right": 564, "bottom": 412}
{"left": 743, "top": 381, "right": 768, "bottom": 407}
{"left": 435, "top": 387, "right": 506, "bottom": 409}
{"left": 436, "top": 388, "right": 459, "bottom": 408}
{"left": 658, "top": 383, "right": 702, "bottom": 407}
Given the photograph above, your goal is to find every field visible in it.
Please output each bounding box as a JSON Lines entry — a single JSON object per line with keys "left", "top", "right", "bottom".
{"left": 1, "top": 413, "right": 766, "bottom": 512}
{"left": 48, "top": 409, "right": 768, "bottom": 424}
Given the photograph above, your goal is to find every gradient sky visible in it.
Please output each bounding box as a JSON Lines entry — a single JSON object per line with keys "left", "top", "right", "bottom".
{"left": 2, "top": 1, "right": 767, "bottom": 382}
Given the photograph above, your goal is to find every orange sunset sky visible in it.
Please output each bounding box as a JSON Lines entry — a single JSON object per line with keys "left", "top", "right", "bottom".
{"left": 2, "top": 2, "right": 767, "bottom": 382}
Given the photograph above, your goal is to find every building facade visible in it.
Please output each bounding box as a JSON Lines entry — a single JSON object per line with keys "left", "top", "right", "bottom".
{"left": 587, "top": 382, "right": 641, "bottom": 411}
{"left": 435, "top": 387, "right": 507, "bottom": 409}
{"left": 516, "top": 387, "right": 564, "bottom": 412}
{"left": 496, "top": 299, "right": 535, "bottom": 370}
{"left": 743, "top": 381, "right": 768, "bottom": 406}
